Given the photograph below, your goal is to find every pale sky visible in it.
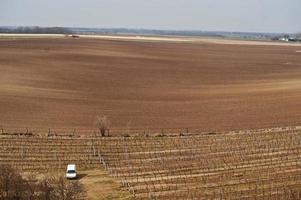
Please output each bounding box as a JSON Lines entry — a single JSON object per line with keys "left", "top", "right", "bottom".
{"left": 1, "top": 0, "right": 300, "bottom": 33}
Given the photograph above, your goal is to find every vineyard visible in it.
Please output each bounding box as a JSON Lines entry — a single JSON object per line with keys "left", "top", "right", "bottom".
{"left": 1, "top": 127, "right": 301, "bottom": 199}
{"left": 0, "top": 136, "right": 99, "bottom": 171}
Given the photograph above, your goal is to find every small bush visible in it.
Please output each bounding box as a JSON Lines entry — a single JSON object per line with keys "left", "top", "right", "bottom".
{"left": 95, "top": 115, "right": 110, "bottom": 137}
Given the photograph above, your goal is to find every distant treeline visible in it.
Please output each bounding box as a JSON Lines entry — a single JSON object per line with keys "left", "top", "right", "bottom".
{"left": 0, "top": 26, "right": 300, "bottom": 41}
{"left": 0, "top": 26, "right": 73, "bottom": 34}
{"left": 71, "top": 27, "right": 282, "bottom": 40}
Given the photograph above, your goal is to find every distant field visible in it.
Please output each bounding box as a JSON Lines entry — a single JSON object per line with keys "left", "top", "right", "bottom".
{"left": 0, "top": 37, "right": 301, "bottom": 131}
{"left": 1, "top": 33, "right": 301, "bottom": 46}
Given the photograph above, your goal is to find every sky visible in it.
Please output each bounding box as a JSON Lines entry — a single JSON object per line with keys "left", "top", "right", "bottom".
{"left": 0, "top": 0, "right": 301, "bottom": 33}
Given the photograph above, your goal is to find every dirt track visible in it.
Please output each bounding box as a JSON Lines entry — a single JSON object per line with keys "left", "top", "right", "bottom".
{"left": 0, "top": 37, "right": 301, "bottom": 132}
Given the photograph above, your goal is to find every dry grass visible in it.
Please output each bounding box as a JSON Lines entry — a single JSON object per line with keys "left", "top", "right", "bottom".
{"left": 79, "top": 169, "right": 134, "bottom": 200}
{"left": 23, "top": 169, "right": 133, "bottom": 200}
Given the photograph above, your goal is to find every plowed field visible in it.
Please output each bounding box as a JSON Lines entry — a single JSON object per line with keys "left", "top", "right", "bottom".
{"left": 1, "top": 37, "right": 301, "bottom": 132}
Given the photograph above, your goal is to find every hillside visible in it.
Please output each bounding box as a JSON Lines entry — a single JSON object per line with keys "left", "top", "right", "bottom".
{"left": 0, "top": 37, "right": 301, "bottom": 132}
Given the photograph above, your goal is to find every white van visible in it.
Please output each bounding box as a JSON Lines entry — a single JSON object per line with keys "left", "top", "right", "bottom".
{"left": 66, "top": 164, "right": 77, "bottom": 179}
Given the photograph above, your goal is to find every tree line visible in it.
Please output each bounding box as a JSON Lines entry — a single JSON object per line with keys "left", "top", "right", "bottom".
{"left": 0, "top": 27, "right": 72, "bottom": 34}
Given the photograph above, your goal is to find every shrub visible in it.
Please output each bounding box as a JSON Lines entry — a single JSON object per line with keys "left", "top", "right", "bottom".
{"left": 0, "top": 165, "right": 86, "bottom": 200}
{"left": 95, "top": 115, "right": 110, "bottom": 137}
{"left": 0, "top": 165, "right": 28, "bottom": 200}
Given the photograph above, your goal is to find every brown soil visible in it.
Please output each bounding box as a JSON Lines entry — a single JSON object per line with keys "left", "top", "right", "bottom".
{"left": 0, "top": 38, "right": 301, "bottom": 132}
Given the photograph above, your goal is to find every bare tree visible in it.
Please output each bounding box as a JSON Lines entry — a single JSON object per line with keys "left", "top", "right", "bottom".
{"left": 48, "top": 176, "right": 85, "bottom": 200}
{"left": 0, "top": 165, "right": 24, "bottom": 199}
{"left": 39, "top": 177, "right": 55, "bottom": 200}
{"left": 95, "top": 115, "right": 110, "bottom": 137}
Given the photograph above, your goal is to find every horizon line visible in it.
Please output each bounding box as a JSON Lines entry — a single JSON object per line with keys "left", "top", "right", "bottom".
{"left": 0, "top": 25, "right": 298, "bottom": 35}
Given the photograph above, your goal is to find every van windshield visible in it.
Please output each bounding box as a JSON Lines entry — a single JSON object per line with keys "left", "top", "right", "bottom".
{"left": 67, "top": 170, "right": 76, "bottom": 174}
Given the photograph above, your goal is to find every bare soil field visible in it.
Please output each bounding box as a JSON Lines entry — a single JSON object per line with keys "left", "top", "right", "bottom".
{"left": 0, "top": 37, "right": 301, "bottom": 132}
